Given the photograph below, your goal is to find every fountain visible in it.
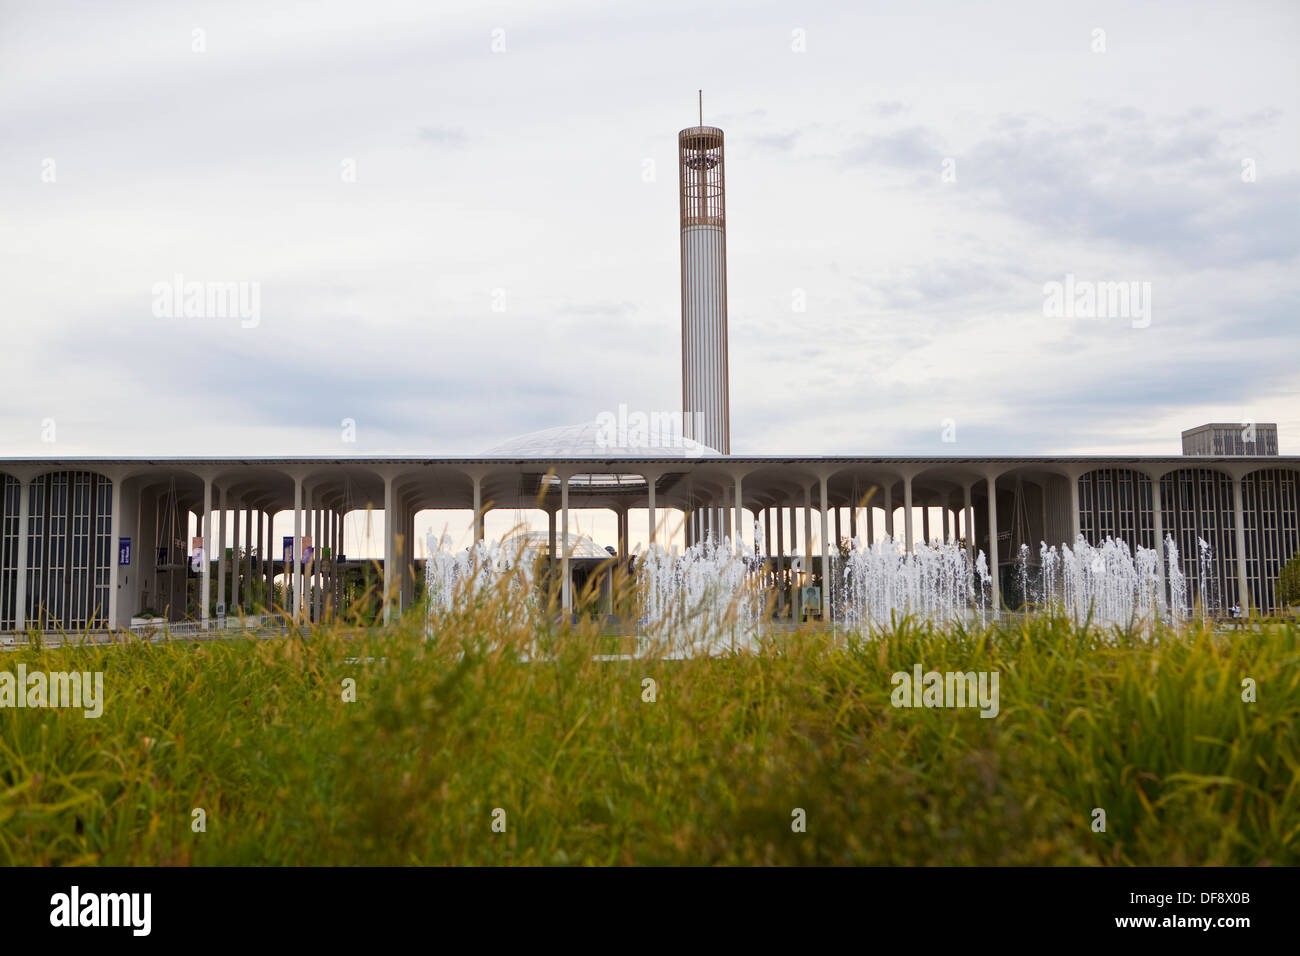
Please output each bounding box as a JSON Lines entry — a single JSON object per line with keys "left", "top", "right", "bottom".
{"left": 424, "top": 533, "right": 537, "bottom": 631}
{"left": 837, "top": 537, "right": 987, "bottom": 630}
{"left": 1198, "top": 538, "right": 1218, "bottom": 619}
{"left": 638, "top": 537, "right": 765, "bottom": 657}
{"left": 1034, "top": 534, "right": 1188, "bottom": 628}
{"left": 419, "top": 522, "right": 1196, "bottom": 655}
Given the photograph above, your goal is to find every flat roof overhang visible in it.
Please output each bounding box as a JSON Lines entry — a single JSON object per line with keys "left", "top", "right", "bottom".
{"left": 3, "top": 455, "right": 1296, "bottom": 513}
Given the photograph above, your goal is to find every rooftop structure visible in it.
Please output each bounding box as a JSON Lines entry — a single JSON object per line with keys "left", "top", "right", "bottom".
{"left": 1182, "top": 423, "right": 1279, "bottom": 456}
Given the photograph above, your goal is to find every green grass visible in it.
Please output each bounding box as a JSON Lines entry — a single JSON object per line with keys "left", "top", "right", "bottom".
{"left": 1, "top": 596, "right": 1297, "bottom": 865}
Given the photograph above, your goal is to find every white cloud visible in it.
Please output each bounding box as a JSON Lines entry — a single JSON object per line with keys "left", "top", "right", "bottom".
{"left": 1, "top": 0, "right": 1297, "bottom": 457}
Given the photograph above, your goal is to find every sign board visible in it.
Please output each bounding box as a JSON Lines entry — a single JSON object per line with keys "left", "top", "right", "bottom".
{"left": 801, "top": 586, "right": 822, "bottom": 612}
{"left": 283, "top": 536, "right": 294, "bottom": 563}
{"left": 118, "top": 537, "right": 132, "bottom": 565}
{"left": 191, "top": 536, "right": 204, "bottom": 572}
{"left": 302, "top": 535, "right": 313, "bottom": 567}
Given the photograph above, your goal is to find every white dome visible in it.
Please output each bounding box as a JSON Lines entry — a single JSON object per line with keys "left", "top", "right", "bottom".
{"left": 482, "top": 420, "right": 721, "bottom": 458}
{"left": 500, "top": 531, "right": 616, "bottom": 558}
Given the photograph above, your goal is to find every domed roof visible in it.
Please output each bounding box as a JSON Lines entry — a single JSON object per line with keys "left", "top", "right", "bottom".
{"left": 482, "top": 420, "right": 721, "bottom": 458}
{"left": 500, "top": 531, "right": 616, "bottom": 558}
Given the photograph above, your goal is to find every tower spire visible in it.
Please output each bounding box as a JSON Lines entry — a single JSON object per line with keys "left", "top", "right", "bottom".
{"left": 698, "top": 89, "right": 702, "bottom": 127}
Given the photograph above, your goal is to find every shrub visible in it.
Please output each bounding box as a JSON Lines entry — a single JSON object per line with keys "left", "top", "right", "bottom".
{"left": 1276, "top": 548, "right": 1300, "bottom": 608}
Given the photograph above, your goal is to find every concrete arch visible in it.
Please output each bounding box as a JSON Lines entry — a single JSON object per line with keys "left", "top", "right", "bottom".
{"left": 0, "top": 472, "right": 21, "bottom": 629}
{"left": 1236, "top": 465, "right": 1300, "bottom": 611}
{"left": 20, "top": 469, "right": 115, "bottom": 631}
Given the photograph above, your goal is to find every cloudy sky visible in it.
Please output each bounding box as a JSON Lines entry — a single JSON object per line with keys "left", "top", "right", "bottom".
{"left": 3, "top": 0, "right": 1298, "bottom": 461}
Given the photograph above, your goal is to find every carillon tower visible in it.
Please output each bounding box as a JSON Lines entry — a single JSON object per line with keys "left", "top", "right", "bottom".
{"left": 678, "top": 93, "right": 730, "bottom": 455}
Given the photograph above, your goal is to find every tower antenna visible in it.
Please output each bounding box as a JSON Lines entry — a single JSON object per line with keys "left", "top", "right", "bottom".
{"left": 698, "top": 90, "right": 702, "bottom": 126}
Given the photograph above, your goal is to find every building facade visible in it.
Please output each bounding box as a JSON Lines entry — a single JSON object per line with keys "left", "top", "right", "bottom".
{"left": 1, "top": 451, "right": 1297, "bottom": 633}
{"left": 1182, "top": 423, "right": 1279, "bottom": 456}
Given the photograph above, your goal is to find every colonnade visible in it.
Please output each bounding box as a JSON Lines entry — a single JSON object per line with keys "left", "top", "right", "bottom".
{"left": 2, "top": 456, "right": 1297, "bottom": 632}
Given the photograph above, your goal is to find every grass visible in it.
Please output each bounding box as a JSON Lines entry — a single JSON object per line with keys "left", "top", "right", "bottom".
{"left": 1, "top": 585, "right": 1297, "bottom": 865}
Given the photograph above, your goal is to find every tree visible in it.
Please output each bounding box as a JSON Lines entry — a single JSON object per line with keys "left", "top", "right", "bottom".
{"left": 1277, "top": 548, "right": 1300, "bottom": 609}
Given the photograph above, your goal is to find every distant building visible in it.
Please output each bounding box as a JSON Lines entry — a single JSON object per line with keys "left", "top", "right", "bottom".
{"left": 1183, "top": 423, "right": 1279, "bottom": 456}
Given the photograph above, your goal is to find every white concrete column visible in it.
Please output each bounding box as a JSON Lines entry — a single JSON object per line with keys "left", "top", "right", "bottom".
{"left": 217, "top": 489, "right": 227, "bottom": 615}
{"left": 260, "top": 509, "right": 267, "bottom": 613}
{"left": 396, "top": 500, "right": 405, "bottom": 614}
{"left": 721, "top": 487, "right": 731, "bottom": 546}
{"left": 921, "top": 496, "right": 930, "bottom": 546}
{"left": 803, "top": 485, "right": 813, "bottom": 573}
{"left": 733, "top": 474, "right": 744, "bottom": 554}
{"left": 788, "top": 500, "right": 797, "bottom": 557}
{"left": 1039, "top": 483, "right": 1048, "bottom": 554}
{"left": 546, "top": 508, "right": 557, "bottom": 601}
{"left": 866, "top": 497, "right": 875, "bottom": 544}
{"left": 775, "top": 499, "right": 785, "bottom": 615}
{"left": 561, "top": 474, "right": 572, "bottom": 612}
{"left": 1069, "top": 472, "right": 1081, "bottom": 545}
{"left": 265, "top": 510, "right": 275, "bottom": 612}
{"left": 381, "top": 476, "right": 394, "bottom": 624}
{"left": 902, "top": 475, "right": 914, "bottom": 553}
{"left": 884, "top": 484, "right": 894, "bottom": 540}
{"left": 964, "top": 483, "right": 974, "bottom": 557}
{"left": 986, "top": 474, "right": 1001, "bottom": 613}
{"left": 14, "top": 477, "right": 30, "bottom": 632}
{"left": 405, "top": 505, "right": 415, "bottom": 611}
{"left": 243, "top": 506, "right": 252, "bottom": 614}
{"left": 942, "top": 503, "right": 950, "bottom": 544}
{"left": 107, "top": 476, "right": 123, "bottom": 630}
{"left": 323, "top": 503, "right": 331, "bottom": 620}
{"left": 304, "top": 492, "right": 313, "bottom": 619}
{"left": 1149, "top": 471, "right": 1167, "bottom": 614}
{"left": 645, "top": 472, "right": 658, "bottom": 547}
{"left": 1232, "top": 474, "right": 1250, "bottom": 615}
{"left": 293, "top": 478, "right": 305, "bottom": 621}
{"left": 328, "top": 509, "right": 337, "bottom": 620}
{"left": 398, "top": 501, "right": 411, "bottom": 613}
{"left": 313, "top": 502, "right": 324, "bottom": 622}
{"left": 472, "top": 475, "right": 483, "bottom": 543}
{"left": 316, "top": 505, "right": 325, "bottom": 620}
{"left": 231, "top": 494, "right": 241, "bottom": 614}
{"left": 201, "top": 478, "right": 213, "bottom": 628}
{"left": 819, "top": 475, "right": 831, "bottom": 620}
